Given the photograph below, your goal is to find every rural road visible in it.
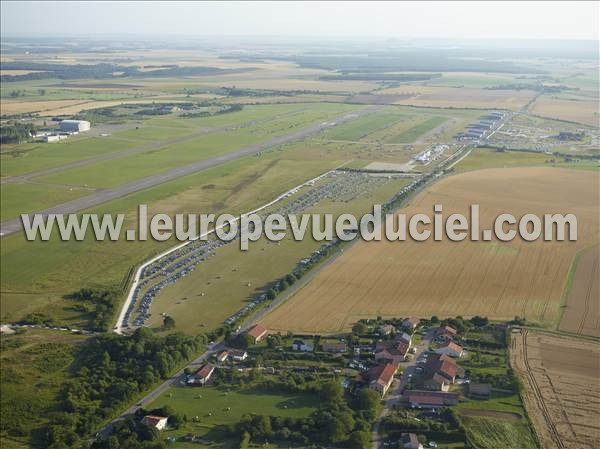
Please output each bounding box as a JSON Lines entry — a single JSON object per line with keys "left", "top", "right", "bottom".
{"left": 371, "top": 329, "right": 433, "bottom": 449}
{"left": 95, "top": 340, "right": 225, "bottom": 440}
{"left": 0, "top": 106, "right": 381, "bottom": 237}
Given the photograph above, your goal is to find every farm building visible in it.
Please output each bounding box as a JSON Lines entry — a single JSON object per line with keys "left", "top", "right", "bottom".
{"left": 141, "top": 415, "right": 168, "bottom": 430}
{"left": 400, "top": 433, "right": 423, "bottom": 449}
{"left": 187, "top": 363, "right": 215, "bottom": 386}
{"left": 368, "top": 362, "right": 398, "bottom": 396}
{"left": 469, "top": 383, "right": 492, "bottom": 399}
{"left": 247, "top": 325, "right": 268, "bottom": 343}
{"left": 405, "top": 390, "right": 459, "bottom": 409}
{"left": 59, "top": 119, "right": 91, "bottom": 133}
{"left": 434, "top": 340, "right": 464, "bottom": 358}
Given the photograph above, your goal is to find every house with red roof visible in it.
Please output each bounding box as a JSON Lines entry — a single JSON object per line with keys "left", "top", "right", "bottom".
{"left": 368, "top": 362, "right": 398, "bottom": 396}
{"left": 247, "top": 325, "right": 268, "bottom": 343}
{"left": 375, "top": 340, "right": 410, "bottom": 364}
{"left": 188, "top": 363, "right": 215, "bottom": 386}
{"left": 142, "top": 415, "right": 168, "bottom": 430}
{"left": 434, "top": 340, "right": 464, "bottom": 358}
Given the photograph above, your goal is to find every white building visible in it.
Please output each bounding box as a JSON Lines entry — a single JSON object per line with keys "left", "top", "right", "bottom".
{"left": 141, "top": 415, "right": 168, "bottom": 430}
{"left": 59, "top": 120, "right": 91, "bottom": 133}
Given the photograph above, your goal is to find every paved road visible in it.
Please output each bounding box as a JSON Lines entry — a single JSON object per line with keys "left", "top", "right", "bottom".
{"left": 95, "top": 340, "right": 225, "bottom": 439}
{"left": 0, "top": 106, "right": 380, "bottom": 237}
{"left": 372, "top": 329, "right": 434, "bottom": 449}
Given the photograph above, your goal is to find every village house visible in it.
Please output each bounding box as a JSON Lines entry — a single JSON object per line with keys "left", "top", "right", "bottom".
{"left": 188, "top": 363, "right": 215, "bottom": 386}
{"left": 247, "top": 325, "right": 268, "bottom": 343}
{"left": 379, "top": 324, "right": 396, "bottom": 336}
{"left": 422, "top": 353, "right": 464, "bottom": 391}
{"left": 292, "top": 339, "right": 314, "bottom": 352}
{"left": 141, "top": 415, "right": 168, "bottom": 431}
{"left": 367, "top": 362, "right": 398, "bottom": 396}
{"left": 434, "top": 340, "right": 464, "bottom": 358}
{"left": 397, "top": 332, "right": 412, "bottom": 345}
{"left": 375, "top": 340, "right": 410, "bottom": 364}
{"left": 469, "top": 383, "right": 492, "bottom": 400}
{"left": 216, "top": 351, "right": 229, "bottom": 363}
{"left": 435, "top": 325, "right": 457, "bottom": 342}
{"left": 321, "top": 342, "right": 347, "bottom": 353}
{"left": 228, "top": 349, "right": 248, "bottom": 362}
{"left": 401, "top": 317, "right": 420, "bottom": 332}
{"left": 401, "top": 432, "right": 423, "bottom": 449}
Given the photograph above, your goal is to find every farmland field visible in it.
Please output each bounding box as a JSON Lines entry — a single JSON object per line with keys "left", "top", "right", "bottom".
{"left": 260, "top": 167, "right": 600, "bottom": 333}
{"left": 393, "top": 87, "right": 537, "bottom": 110}
{"left": 529, "top": 96, "right": 599, "bottom": 127}
{"left": 558, "top": 245, "right": 600, "bottom": 337}
{"left": 510, "top": 330, "right": 600, "bottom": 449}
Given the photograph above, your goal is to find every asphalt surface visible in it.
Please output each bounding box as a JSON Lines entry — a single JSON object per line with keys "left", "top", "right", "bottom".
{"left": 0, "top": 106, "right": 380, "bottom": 237}
{"left": 95, "top": 340, "right": 225, "bottom": 439}
{"left": 371, "top": 329, "right": 434, "bottom": 449}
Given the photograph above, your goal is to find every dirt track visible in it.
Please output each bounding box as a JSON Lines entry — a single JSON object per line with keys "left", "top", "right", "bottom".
{"left": 0, "top": 107, "right": 380, "bottom": 237}
{"left": 559, "top": 246, "right": 600, "bottom": 337}
{"left": 510, "top": 329, "right": 600, "bottom": 449}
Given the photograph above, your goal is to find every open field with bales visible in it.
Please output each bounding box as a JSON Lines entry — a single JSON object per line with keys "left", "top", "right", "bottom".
{"left": 260, "top": 167, "right": 600, "bottom": 334}
{"left": 510, "top": 329, "right": 600, "bottom": 449}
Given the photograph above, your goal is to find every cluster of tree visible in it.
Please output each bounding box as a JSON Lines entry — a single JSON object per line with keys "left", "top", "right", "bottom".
{"left": 42, "top": 328, "right": 205, "bottom": 448}
{"left": 90, "top": 416, "right": 164, "bottom": 449}
{"left": 468, "top": 368, "right": 521, "bottom": 392}
{"left": 219, "top": 87, "right": 294, "bottom": 97}
{"left": 226, "top": 381, "right": 379, "bottom": 448}
{"left": 1, "top": 62, "right": 249, "bottom": 82}
{"left": 0, "top": 122, "right": 36, "bottom": 144}
{"left": 382, "top": 408, "right": 466, "bottom": 439}
{"left": 17, "top": 311, "right": 55, "bottom": 327}
{"left": 181, "top": 103, "right": 243, "bottom": 118}
{"left": 67, "top": 288, "right": 120, "bottom": 331}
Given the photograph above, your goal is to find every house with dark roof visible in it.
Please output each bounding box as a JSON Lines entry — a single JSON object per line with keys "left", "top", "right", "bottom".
{"left": 401, "top": 317, "right": 420, "bottom": 332}
{"left": 469, "top": 383, "right": 492, "bottom": 399}
{"left": 375, "top": 340, "right": 410, "bottom": 364}
{"left": 435, "top": 325, "right": 457, "bottom": 342}
{"left": 421, "top": 353, "right": 464, "bottom": 391}
{"left": 401, "top": 432, "right": 423, "bottom": 449}
{"left": 321, "top": 342, "right": 347, "bottom": 353}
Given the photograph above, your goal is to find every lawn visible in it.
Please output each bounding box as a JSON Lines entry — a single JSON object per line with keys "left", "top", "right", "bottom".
{"left": 454, "top": 148, "right": 552, "bottom": 172}
{"left": 150, "top": 384, "right": 321, "bottom": 426}
{"left": 461, "top": 416, "right": 538, "bottom": 449}
{"left": 385, "top": 116, "right": 448, "bottom": 143}
{"left": 321, "top": 109, "right": 408, "bottom": 141}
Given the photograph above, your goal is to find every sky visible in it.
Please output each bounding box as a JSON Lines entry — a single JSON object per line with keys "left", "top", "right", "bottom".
{"left": 1, "top": 1, "right": 598, "bottom": 41}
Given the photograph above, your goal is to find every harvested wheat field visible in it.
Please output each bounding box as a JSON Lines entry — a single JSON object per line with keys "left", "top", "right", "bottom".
{"left": 559, "top": 246, "right": 600, "bottom": 337}
{"left": 529, "top": 96, "right": 599, "bottom": 127}
{"left": 510, "top": 329, "right": 600, "bottom": 449}
{"left": 260, "top": 168, "right": 599, "bottom": 333}
{"left": 394, "top": 87, "right": 537, "bottom": 110}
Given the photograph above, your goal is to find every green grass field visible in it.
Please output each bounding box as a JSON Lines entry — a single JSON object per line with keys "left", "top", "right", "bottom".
{"left": 454, "top": 148, "right": 554, "bottom": 172}
{"left": 0, "top": 330, "right": 87, "bottom": 449}
{"left": 385, "top": 115, "right": 448, "bottom": 143}
{"left": 461, "top": 416, "right": 538, "bottom": 449}
{"left": 149, "top": 383, "right": 320, "bottom": 447}
{"left": 320, "top": 109, "right": 408, "bottom": 141}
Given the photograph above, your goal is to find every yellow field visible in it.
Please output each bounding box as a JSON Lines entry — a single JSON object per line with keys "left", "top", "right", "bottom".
{"left": 529, "top": 96, "right": 599, "bottom": 127}
{"left": 511, "top": 330, "right": 600, "bottom": 449}
{"left": 393, "top": 87, "right": 537, "bottom": 110}
{"left": 260, "top": 167, "right": 599, "bottom": 333}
